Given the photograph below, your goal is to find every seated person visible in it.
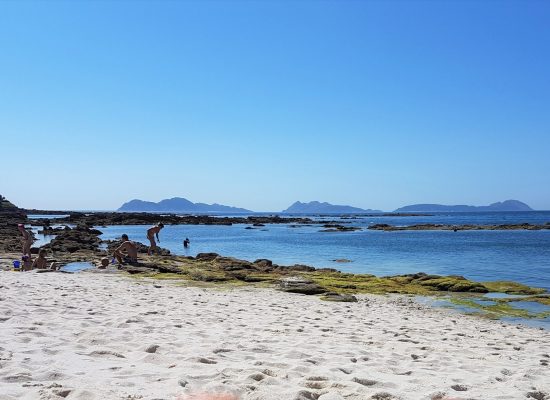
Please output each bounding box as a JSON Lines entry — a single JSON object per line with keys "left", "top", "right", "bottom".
{"left": 32, "top": 249, "right": 58, "bottom": 270}
{"left": 113, "top": 234, "right": 138, "bottom": 265}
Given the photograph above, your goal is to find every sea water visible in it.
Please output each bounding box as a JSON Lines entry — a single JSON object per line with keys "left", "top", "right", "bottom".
{"left": 93, "top": 211, "right": 550, "bottom": 292}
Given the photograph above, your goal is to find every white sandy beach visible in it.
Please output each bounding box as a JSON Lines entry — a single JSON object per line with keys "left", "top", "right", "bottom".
{"left": 0, "top": 270, "right": 549, "bottom": 400}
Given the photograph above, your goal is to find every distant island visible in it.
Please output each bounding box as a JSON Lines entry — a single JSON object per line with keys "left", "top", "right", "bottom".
{"left": 394, "top": 200, "right": 533, "bottom": 213}
{"left": 283, "top": 201, "right": 382, "bottom": 214}
{"left": 118, "top": 197, "right": 252, "bottom": 213}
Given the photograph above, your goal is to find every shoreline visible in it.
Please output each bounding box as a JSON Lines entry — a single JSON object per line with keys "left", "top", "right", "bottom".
{"left": 1, "top": 270, "right": 549, "bottom": 400}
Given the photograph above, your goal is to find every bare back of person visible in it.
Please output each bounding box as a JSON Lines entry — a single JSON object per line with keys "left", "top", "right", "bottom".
{"left": 119, "top": 240, "right": 138, "bottom": 261}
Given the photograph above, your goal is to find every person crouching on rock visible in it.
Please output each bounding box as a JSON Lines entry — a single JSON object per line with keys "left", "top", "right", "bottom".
{"left": 146, "top": 223, "right": 164, "bottom": 255}
{"left": 114, "top": 234, "right": 138, "bottom": 265}
{"left": 32, "top": 249, "right": 58, "bottom": 270}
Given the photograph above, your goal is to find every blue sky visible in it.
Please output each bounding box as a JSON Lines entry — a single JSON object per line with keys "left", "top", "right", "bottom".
{"left": 1, "top": 0, "right": 549, "bottom": 211}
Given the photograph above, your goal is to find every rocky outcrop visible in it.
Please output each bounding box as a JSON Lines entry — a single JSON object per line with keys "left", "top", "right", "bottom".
{"left": 369, "top": 223, "right": 550, "bottom": 231}
{"left": 44, "top": 225, "right": 103, "bottom": 253}
{"left": 26, "top": 212, "right": 322, "bottom": 228}
{"left": 389, "top": 273, "right": 489, "bottom": 293}
{"left": 0, "top": 196, "right": 28, "bottom": 252}
{"left": 320, "top": 224, "right": 362, "bottom": 232}
{"left": 279, "top": 277, "right": 327, "bottom": 295}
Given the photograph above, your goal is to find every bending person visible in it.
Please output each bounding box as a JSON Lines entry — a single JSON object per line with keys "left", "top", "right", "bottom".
{"left": 114, "top": 234, "right": 138, "bottom": 265}
{"left": 147, "top": 223, "right": 164, "bottom": 255}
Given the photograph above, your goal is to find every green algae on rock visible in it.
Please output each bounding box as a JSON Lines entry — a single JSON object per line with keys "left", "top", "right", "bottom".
{"left": 448, "top": 297, "right": 550, "bottom": 319}
{"left": 482, "top": 281, "right": 546, "bottom": 295}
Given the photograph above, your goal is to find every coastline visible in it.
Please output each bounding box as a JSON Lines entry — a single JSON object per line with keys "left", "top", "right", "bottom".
{"left": 1, "top": 270, "right": 549, "bottom": 400}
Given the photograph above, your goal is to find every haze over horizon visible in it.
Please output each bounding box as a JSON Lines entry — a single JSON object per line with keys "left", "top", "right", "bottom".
{"left": 1, "top": 1, "right": 549, "bottom": 211}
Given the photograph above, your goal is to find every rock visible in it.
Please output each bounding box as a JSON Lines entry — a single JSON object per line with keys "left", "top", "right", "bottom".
{"left": 100, "top": 258, "right": 109, "bottom": 268}
{"left": 44, "top": 227, "right": 102, "bottom": 253}
{"left": 284, "top": 264, "right": 316, "bottom": 273}
{"left": 253, "top": 259, "right": 273, "bottom": 271}
{"left": 368, "top": 223, "right": 550, "bottom": 231}
{"left": 294, "top": 391, "right": 320, "bottom": 400}
{"left": 195, "top": 253, "right": 220, "bottom": 261}
{"left": 320, "top": 224, "right": 361, "bottom": 232}
{"left": 526, "top": 391, "right": 549, "bottom": 400}
{"left": 178, "top": 379, "right": 188, "bottom": 388}
{"left": 26, "top": 211, "right": 317, "bottom": 228}
{"left": 216, "top": 257, "right": 255, "bottom": 271}
{"left": 353, "top": 377, "right": 378, "bottom": 386}
{"left": 145, "top": 345, "right": 159, "bottom": 353}
{"left": 280, "top": 277, "right": 327, "bottom": 295}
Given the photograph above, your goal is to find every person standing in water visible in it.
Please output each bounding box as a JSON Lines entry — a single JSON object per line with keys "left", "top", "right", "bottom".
{"left": 17, "top": 224, "right": 33, "bottom": 259}
{"left": 183, "top": 238, "right": 190, "bottom": 248}
{"left": 147, "top": 223, "right": 164, "bottom": 255}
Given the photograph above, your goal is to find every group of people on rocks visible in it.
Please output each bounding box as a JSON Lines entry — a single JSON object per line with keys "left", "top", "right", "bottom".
{"left": 16, "top": 222, "right": 191, "bottom": 270}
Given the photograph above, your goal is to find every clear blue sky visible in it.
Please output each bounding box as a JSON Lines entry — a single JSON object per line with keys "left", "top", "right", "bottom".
{"left": 1, "top": 0, "right": 549, "bottom": 211}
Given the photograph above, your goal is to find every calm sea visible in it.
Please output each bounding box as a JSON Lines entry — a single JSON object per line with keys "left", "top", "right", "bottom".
{"left": 86, "top": 211, "right": 550, "bottom": 292}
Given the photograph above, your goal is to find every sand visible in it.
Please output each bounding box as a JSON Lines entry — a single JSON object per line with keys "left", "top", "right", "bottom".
{"left": 0, "top": 270, "right": 549, "bottom": 400}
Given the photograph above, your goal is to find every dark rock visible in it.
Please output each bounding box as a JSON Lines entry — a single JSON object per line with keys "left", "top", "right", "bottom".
{"left": 280, "top": 277, "right": 327, "bottom": 295}
{"left": 352, "top": 377, "right": 378, "bottom": 386}
{"left": 195, "top": 253, "right": 220, "bottom": 261}
{"left": 24, "top": 211, "right": 319, "bottom": 228}
{"left": 44, "top": 227, "right": 102, "bottom": 253}
{"left": 294, "top": 390, "right": 320, "bottom": 400}
{"left": 178, "top": 379, "right": 188, "bottom": 388}
{"left": 145, "top": 345, "right": 159, "bottom": 353}
{"left": 369, "top": 223, "right": 550, "bottom": 231}
{"left": 526, "top": 392, "right": 549, "bottom": 400}
{"left": 217, "top": 259, "right": 255, "bottom": 271}
{"left": 253, "top": 259, "right": 273, "bottom": 271}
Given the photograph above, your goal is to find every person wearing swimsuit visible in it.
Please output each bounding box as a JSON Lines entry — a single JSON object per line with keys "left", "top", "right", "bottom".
{"left": 146, "top": 223, "right": 164, "bottom": 255}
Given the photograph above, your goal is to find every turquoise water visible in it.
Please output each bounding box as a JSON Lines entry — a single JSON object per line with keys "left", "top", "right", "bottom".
{"left": 95, "top": 211, "right": 550, "bottom": 292}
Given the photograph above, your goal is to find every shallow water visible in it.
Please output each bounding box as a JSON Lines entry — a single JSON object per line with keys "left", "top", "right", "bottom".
{"left": 60, "top": 262, "right": 94, "bottom": 272}
{"left": 416, "top": 295, "right": 550, "bottom": 329}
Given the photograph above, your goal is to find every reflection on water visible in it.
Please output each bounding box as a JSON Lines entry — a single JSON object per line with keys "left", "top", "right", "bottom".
{"left": 60, "top": 262, "right": 94, "bottom": 272}
{"left": 484, "top": 293, "right": 529, "bottom": 299}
